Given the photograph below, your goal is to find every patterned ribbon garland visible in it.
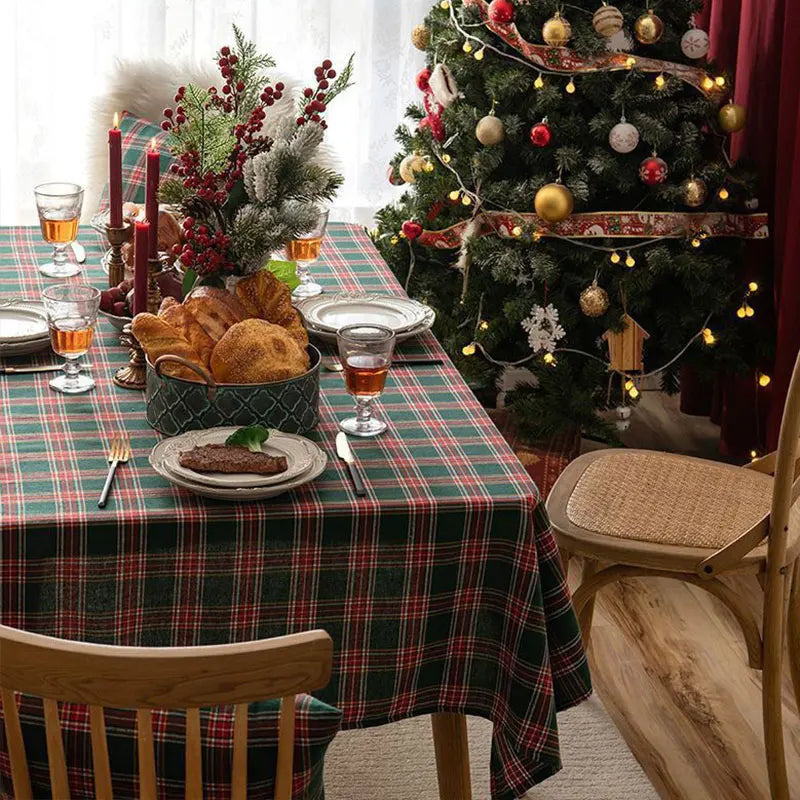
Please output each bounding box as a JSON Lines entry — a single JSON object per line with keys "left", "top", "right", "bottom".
{"left": 462, "top": 0, "right": 726, "bottom": 102}
{"left": 417, "top": 210, "right": 769, "bottom": 248}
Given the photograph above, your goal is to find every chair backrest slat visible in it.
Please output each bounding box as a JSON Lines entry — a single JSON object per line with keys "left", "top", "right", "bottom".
{"left": 1, "top": 688, "right": 33, "bottom": 800}
{"left": 136, "top": 708, "right": 157, "bottom": 799}
{"left": 231, "top": 702, "right": 249, "bottom": 800}
{"left": 274, "top": 694, "right": 297, "bottom": 800}
{"left": 185, "top": 707, "right": 202, "bottom": 799}
{"left": 0, "top": 626, "right": 333, "bottom": 798}
{"left": 771, "top": 351, "right": 800, "bottom": 569}
{"left": 43, "top": 697, "right": 70, "bottom": 799}
{"left": 89, "top": 704, "right": 113, "bottom": 799}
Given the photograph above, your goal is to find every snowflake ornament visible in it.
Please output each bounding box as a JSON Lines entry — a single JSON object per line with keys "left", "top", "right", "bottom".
{"left": 521, "top": 303, "right": 566, "bottom": 353}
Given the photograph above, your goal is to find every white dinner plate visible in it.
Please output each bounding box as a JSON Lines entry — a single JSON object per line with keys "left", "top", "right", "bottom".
{"left": 161, "top": 428, "right": 317, "bottom": 488}
{"left": 295, "top": 293, "right": 435, "bottom": 335}
{"left": 0, "top": 300, "right": 49, "bottom": 343}
{"left": 149, "top": 428, "right": 327, "bottom": 501}
{"left": 0, "top": 337, "right": 51, "bottom": 357}
{"left": 303, "top": 317, "right": 434, "bottom": 344}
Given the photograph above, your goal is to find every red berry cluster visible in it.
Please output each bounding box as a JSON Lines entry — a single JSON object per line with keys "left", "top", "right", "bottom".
{"left": 175, "top": 217, "right": 236, "bottom": 277}
{"left": 297, "top": 59, "right": 336, "bottom": 128}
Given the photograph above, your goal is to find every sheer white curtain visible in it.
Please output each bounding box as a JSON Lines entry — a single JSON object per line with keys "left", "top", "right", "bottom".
{"left": 0, "top": 0, "right": 429, "bottom": 225}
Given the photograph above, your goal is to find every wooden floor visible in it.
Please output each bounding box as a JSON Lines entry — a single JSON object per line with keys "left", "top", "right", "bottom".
{"left": 568, "top": 389, "right": 800, "bottom": 800}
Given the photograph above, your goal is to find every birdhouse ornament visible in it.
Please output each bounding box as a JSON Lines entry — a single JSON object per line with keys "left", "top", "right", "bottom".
{"left": 603, "top": 314, "right": 649, "bottom": 372}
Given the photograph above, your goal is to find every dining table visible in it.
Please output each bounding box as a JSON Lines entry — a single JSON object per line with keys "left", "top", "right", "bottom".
{"left": 0, "top": 222, "right": 591, "bottom": 800}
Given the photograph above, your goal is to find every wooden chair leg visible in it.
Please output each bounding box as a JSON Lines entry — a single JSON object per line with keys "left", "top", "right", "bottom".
{"left": 578, "top": 558, "right": 600, "bottom": 649}
{"left": 761, "top": 567, "right": 790, "bottom": 800}
{"left": 431, "top": 712, "right": 472, "bottom": 800}
{"left": 788, "top": 558, "right": 800, "bottom": 716}
{"left": 558, "top": 546, "right": 572, "bottom": 577}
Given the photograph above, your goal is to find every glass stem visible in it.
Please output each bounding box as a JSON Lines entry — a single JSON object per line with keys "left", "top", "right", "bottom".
{"left": 355, "top": 397, "right": 373, "bottom": 432}
{"left": 296, "top": 261, "right": 311, "bottom": 286}
{"left": 63, "top": 356, "right": 81, "bottom": 388}
{"left": 52, "top": 244, "right": 68, "bottom": 269}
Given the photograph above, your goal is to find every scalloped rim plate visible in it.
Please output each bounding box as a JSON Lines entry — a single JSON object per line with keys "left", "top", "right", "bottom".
{"left": 295, "top": 293, "right": 435, "bottom": 335}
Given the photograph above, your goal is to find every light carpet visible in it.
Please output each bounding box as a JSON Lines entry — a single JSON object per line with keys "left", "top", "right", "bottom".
{"left": 324, "top": 695, "right": 658, "bottom": 800}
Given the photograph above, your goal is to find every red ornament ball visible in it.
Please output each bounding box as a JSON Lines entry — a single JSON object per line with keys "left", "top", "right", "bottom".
{"left": 401, "top": 220, "right": 423, "bottom": 240}
{"left": 488, "top": 0, "right": 515, "bottom": 24}
{"left": 639, "top": 155, "right": 669, "bottom": 186}
{"left": 387, "top": 164, "right": 403, "bottom": 186}
{"left": 529, "top": 121, "right": 552, "bottom": 147}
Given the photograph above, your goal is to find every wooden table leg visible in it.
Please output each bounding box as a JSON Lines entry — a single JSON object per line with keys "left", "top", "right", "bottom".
{"left": 431, "top": 712, "right": 472, "bottom": 800}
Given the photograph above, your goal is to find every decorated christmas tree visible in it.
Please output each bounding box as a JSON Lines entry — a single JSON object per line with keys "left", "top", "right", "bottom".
{"left": 373, "top": 0, "right": 770, "bottom": 442}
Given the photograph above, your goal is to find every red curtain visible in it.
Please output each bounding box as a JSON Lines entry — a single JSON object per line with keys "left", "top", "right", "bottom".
{"left": 696, "top": 0, "right": 800, "bottom": 454}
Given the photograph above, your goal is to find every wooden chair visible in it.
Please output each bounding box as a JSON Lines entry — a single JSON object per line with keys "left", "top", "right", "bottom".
{"left": 546, "top": 357, "right": 800, "bottom": 800}
{"left": 0, "top": 626, "right": 333, "bottom": 799}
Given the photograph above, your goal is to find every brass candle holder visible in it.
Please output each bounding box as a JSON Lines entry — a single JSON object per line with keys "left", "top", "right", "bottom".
{"left": 105, "top": 221, "right": 133, "bottom": 287}
{"left": 113, "top": 322, "right": 146, "bottom": 390}
{"left": 147, "top": 256, "right": 163, "bottom": 314}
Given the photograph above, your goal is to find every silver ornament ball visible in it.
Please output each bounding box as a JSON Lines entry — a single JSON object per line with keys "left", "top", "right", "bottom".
{"left": 609, "top": 121, "right": 640, "bottom": 153}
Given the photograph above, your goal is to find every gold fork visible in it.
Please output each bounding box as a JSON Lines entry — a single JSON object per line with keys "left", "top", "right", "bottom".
{"left": 98, "top": 434, "right": 131, "bottom": 508}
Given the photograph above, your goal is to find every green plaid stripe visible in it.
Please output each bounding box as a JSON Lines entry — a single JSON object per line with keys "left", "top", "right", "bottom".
{"left": 0, "top": 223, "right": 590, "bottom": 800}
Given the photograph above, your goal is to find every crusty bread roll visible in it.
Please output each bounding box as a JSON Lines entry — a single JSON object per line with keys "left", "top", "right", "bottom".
{"left": 158, "top": 300, "right": 216, "bottom": 368}
{"left": 234, "top": 269, "right": 308, "bottom": 347}
{"left": 131, "top": 313, "right": 208, "bottom": 382}
{"left": 184, "top": 286, "right": 248, "bottom": 343}
{"left": 210, "top": 319, "right": 310, "bottom": 384}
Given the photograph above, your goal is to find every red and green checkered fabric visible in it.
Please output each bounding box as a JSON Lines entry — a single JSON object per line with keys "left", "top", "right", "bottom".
{"left": 0, "top": 223, "right": 591, "bottom": 800}
{"left": 0, "top": 695, "right": 340, "bottom": 800}
{"left": 96, "top": 113, "right": 175, "bottom": 213}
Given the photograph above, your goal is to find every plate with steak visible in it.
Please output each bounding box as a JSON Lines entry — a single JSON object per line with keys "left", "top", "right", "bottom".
{"left": 159, "top": 428, "right": 317, "bottom": 489}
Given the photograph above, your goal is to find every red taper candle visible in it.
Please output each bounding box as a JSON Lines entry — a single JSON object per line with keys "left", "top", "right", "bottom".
{"left": 145, "top": 138, "right": 160, "bottom": 258}
{"left": 133, "top": 221, "right": 150, "bottom": 316}
{"left": 108, "top": 112, "right": 123, "bottom": 228}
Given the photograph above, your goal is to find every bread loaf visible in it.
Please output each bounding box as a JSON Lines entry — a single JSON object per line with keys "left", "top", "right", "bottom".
{"left": 158, "top": 299, "right": 216, "bottom": 368}
{"left": 131, "top": 313, "right": 209, "bottom": 382}
{"left": 210, "top": 319, "right": 310, "bottom": 384}
{"left": 234, "top": 269, "right": 308, "bottom": 347}
{"left": 184, "top": 286, "right": 248, "bottom": 342}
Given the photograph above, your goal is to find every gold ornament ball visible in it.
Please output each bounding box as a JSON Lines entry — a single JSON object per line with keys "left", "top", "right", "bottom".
{"left": 682, "top": 176, "right": 708, "bottom": 208}
{"left": 592, "top": 5, "right": 624, "bottom": 37}
{"left": 398, "top": 153, "right": 427, "bottom": 183}
{"left": 543, "top": 13, "right": 572, "bottom": 47}
{"left": 534, "top": 183, "right": 574, "bottom": 223}
{"left": 579, "top": 282, "right": 610, "bottom": 317}
{"left": 475, "top": 115, "right": 505, "bottom": 146}
{"left": 718, "top": 102, "right": 746, "bottom": 132}
{"left": 633, "top": 11, "right": 664, "bottom": 44}
{"left": 411, "top": 23, "right": 431, "bottom": 51}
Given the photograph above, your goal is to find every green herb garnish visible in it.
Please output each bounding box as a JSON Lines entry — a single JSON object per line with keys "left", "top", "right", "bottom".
{"left": 225, "top": 425, "right": 270, "bottom": 453}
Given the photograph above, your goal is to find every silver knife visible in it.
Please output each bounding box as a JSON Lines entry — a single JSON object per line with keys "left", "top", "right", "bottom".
{"left": 71, "top": 241, "right": 86, "bottom": 264}
{"left": 336, "top": 431, "right": 366, "bottom": 496}
{"left": 0, "top": 364, "right": 92, "bottom": 375}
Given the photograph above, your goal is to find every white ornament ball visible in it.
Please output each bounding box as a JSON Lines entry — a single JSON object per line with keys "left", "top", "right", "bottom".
{"left": 681, "top": 28, "right": 710, "bottom": 59}
{"left": 609, "top": 121, "right": 640, "bottom": 153}
{"left": 476, "top": 115, "right": 505, "bottom": 146}
{"left": 606, "top": 28, "right": 634, "bottom": 52}
{"left": 616, "top": 405, "right": 632, "bottom": 420}
{"left": 398, "top": 153, "right": 427, "bottom": 183}
{"left": 593, "top": 5, "right": 624, "bottom": 37}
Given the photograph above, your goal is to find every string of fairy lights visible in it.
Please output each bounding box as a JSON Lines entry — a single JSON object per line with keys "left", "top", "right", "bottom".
{"left": 381, "top": 0, "right": 768, "bottom": 404}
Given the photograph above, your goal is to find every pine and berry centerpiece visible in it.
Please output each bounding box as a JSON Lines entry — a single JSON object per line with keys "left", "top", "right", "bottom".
{"left": 158, "top": 26, "right": 353, "bottom": 291}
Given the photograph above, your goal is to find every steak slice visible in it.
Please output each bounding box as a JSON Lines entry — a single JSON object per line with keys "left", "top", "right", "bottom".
{"left": 179, "top": 444, "right": 288, "bottom": 475}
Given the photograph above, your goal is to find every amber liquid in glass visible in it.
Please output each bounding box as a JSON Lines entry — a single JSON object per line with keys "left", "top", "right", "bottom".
{"left": 344, "top": 355, "right": 389, "bottom": 396}
{"left": 285, "top": 237, "right": 323, "bottom": 262}
{"left": 50, "top": 320, "right": 94, "bottom": 356}
{"left": 40, "top": 216, "right": 80, "bottom": 244}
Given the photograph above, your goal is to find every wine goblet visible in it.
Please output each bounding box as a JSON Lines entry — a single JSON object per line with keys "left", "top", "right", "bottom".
{"left": 337, "top": 324, "right": 396, "bottom": 437}
{"left": 285, "top": 208, "right": 329, "bottom": 298}
{"left": 41, "top": 284, "right": 100, "bottom": 394}
{"left": 34, "top": 182, "right": 84, "bottom": 278}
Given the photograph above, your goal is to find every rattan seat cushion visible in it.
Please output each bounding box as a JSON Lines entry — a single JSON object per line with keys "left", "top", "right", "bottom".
{"left": 565, "top": 451, "right": 790, "bottom": 549}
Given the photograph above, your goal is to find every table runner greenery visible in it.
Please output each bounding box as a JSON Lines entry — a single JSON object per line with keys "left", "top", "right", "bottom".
{"left": 0, "top": 223, "right": 591, "bottom": 799}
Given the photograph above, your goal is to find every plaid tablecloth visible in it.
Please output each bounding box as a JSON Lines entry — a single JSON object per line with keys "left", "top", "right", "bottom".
{"left": 0, "top": 223, "right": 591, "bottom": 800}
